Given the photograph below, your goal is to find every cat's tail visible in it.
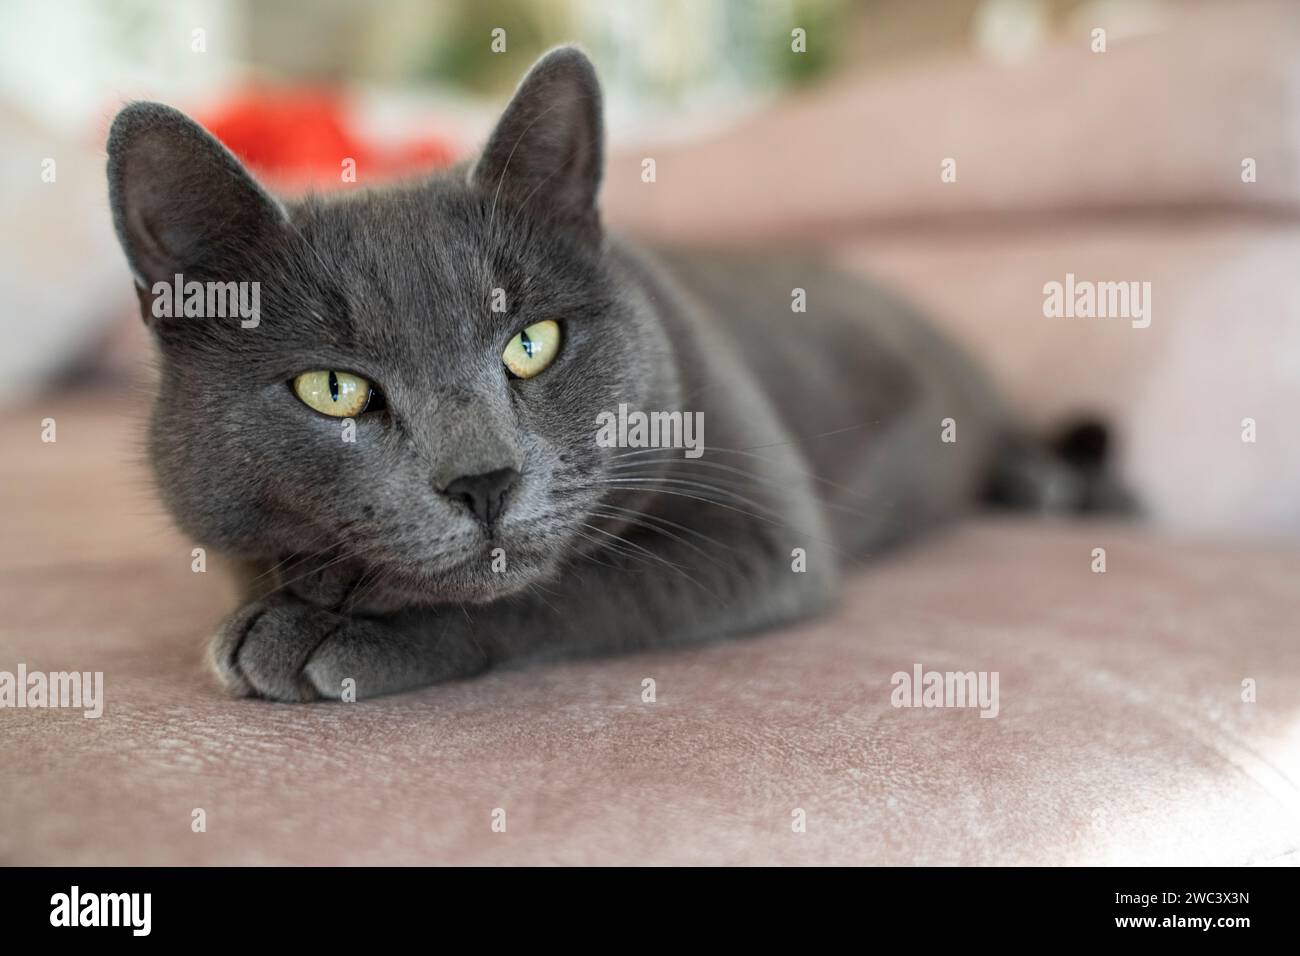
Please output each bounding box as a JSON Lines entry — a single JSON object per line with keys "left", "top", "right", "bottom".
{"left": 982, "top": 418, "right": 1139, "bottom": 515}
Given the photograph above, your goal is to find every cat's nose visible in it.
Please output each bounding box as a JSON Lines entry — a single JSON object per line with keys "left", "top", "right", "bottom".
{"left": 440, "top": 467, "right": 520, "bottom": 528}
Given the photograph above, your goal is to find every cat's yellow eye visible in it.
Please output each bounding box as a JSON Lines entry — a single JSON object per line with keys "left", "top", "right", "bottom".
{"left": 502, "top": 320, "right": 561, "bottom": 379}
{"left": 293, "top": 370, "right": 373, "bottom": 418}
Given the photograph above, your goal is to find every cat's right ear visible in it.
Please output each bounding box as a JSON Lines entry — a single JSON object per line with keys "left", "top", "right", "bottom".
{"left": 106, "top": 102, "right": 286, "bottom": 309}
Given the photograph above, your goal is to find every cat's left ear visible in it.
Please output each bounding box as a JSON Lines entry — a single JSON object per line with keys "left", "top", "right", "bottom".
{"left": 471, "top": 46, "right": 604, "bottom": 238}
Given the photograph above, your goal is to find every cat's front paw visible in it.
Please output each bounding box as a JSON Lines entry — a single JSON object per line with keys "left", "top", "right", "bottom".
{"left": 208, "top": 598, "right": 348, "bottom": 702}
{"left": 208, "top": 598, "right": 488, "bottom": 702}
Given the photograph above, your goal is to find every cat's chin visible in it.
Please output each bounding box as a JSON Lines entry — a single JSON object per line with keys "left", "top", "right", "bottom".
{"left": 261, "top": 533, "right": 568, "bottom": 612}
{"left": 373, "top": 575, "right": 537, "bottom": 610}
{"left": 346, "top": 553, "right": 556, "bottom": 610}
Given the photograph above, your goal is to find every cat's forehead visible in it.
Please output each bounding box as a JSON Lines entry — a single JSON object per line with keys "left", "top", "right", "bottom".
{"left": 270, "top": 184, "right": 607, "bottom": 373}
{"left": 289, "top": 185, "right": 584, "bottom": 313}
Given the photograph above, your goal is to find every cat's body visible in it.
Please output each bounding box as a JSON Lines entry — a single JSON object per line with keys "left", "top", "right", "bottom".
{"left": 108, "top": 49, "right": 1035, "bottom": 702}
{"left": 645, "top": 244, "right": 1006, "bottom": 554}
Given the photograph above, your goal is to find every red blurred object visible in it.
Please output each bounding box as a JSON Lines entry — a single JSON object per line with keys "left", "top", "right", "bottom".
{"left": 200, "top": 88, "right": 457, "bottom": 191}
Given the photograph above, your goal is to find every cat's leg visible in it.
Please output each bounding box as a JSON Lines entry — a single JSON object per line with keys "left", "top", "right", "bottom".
{"left": 208, "top": 596, "right": 490, "bottom": 701}
{"left": 207, "top": 486, "right": 835, "bottom": 702}
{"left": 318, "top": 497, "right": 833, "bottom": 699}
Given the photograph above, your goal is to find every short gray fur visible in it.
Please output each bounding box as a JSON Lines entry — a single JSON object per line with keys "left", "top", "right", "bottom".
{"left": 106, "top": 47, "right": 1065, "bottom": 702}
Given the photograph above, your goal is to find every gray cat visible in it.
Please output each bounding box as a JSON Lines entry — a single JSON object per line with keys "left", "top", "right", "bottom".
{"left": 106, "top": 47, "right": 1102, "bottom": 702}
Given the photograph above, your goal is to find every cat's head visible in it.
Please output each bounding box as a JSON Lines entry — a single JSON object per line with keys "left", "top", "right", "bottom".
{"left": 107, "top": 48, "right": 677, "bottom": 606}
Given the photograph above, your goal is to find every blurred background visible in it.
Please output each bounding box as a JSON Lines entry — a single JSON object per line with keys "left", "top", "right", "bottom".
{"left": 2, "top": 0, "right": 1297, "bottom": 535}
{"left": 3, "top": 0, "right": 1300, "bottom": 869}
